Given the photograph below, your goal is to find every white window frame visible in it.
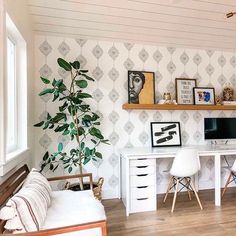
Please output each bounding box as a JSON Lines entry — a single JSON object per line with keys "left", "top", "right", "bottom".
{"left": 0, "top": 8, "right": 29, "bottom": 176}
{"left": 6, "top": 34, "right": 18, "bottom": 153}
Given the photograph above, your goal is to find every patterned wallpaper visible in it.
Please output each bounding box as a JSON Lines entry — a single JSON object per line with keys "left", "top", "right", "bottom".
{"left": 34, "top": 35, "right": 236, "bottom": 198}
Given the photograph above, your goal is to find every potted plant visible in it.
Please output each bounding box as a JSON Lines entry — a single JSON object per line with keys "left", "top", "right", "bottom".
{"left": 34, "top": 58, "right": 109, "bottom": 192}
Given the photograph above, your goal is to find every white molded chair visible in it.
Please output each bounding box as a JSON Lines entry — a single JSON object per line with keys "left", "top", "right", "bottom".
{"left": 222, "top": 159, "right": 236, "bottom": 197}
{"left": 163, "top": 148, "right": 203, "bottom": 212}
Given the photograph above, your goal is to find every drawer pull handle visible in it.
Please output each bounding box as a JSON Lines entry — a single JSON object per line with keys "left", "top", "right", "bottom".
{"left": 137, "top": 166, "right": 148, "bottom": 168}
{"left": 137, "top": 198, "right": 148, "bottom": 201}
{"left": 137, "top": 158, "right": 147, "bottom": 160}
{"left": 137, "top": 186, "right": 148, "bottom": 189}
{"left": 137, "top": 174, "right": 148, "bottom": 177}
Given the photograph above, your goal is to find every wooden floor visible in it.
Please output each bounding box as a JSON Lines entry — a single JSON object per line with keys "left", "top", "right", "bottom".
{"left": 103, "top": 188, "right": 236, "bottom": 236}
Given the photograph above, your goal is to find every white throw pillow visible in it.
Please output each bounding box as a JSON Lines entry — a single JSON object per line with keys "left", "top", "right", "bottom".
{"left": 3, "top": 185, "right": 48, "bottom": 232}
{"left": 23, "top": 168, "right": 52, "bottom": 207}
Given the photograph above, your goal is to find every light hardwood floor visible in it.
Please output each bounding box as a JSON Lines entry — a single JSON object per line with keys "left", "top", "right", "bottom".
{"left": 103, "top": 188, "right": 236, "bottom": 236}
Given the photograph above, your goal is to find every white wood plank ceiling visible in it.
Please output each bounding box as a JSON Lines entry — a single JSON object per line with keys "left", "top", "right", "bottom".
{"left": 28, "top": 0, "right": 236, "bottom": 51}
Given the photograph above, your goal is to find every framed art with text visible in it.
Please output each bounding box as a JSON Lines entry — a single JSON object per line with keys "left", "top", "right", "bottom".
{"left": 175, "top": 78, "right": 197, "bottom": 105}
{"left": 128, "top": 71, "right": 155, "bottom": 104}
{"left": 193, "top": 87, "right": 215, "bottom": 105}
{"left": 150, "top": 122, "right": 182, "bottom": 147}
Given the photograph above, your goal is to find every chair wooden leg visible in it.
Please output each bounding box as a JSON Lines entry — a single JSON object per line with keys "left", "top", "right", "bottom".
{"left": 185, "top": 178, "right": 192, "bottom": 200}
{"left": 190, "top": 180, "right": 203, "bottom": 210}
{"left": 163, "top": 176, "right": 174, "bottom": 203}
{"left": 171, "top": 178, "right": 179, "bottom": 213}
{"left": 222, "top": 172, "right": 232, "bottom": 198}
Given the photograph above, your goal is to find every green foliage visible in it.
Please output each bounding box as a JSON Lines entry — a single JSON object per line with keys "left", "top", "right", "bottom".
{"left": 35, "top": 58, "right": 109, "bottom": 174}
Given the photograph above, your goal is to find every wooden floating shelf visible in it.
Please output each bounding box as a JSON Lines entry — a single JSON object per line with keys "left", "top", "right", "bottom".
{"left": 122, "top": 103, "right": 236, "bottom": 110}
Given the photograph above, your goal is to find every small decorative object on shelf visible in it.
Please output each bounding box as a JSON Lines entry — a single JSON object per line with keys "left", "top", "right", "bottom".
{"left": 223, "top": 83, "right": 234, "bottom": 101}
{"left": 163, "top": 92, "right": 173, "bottom": 104}
{"left": 215, "top": 95, "right": 222, "bottom": 105}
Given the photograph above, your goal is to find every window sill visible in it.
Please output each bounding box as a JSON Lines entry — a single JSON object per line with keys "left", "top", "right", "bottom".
{"left": 0, "top": 148, "right": 30, "bottom": 176}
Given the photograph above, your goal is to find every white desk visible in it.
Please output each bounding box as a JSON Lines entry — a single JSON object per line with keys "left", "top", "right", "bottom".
{"left": 119, "top": 145, "right": 236, "bottom": 216}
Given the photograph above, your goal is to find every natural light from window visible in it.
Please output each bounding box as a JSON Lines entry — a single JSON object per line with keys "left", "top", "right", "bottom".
{"left": 7, "top": 36, "right": 17, "bottom": 153}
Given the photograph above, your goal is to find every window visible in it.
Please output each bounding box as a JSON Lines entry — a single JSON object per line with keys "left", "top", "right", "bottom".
{"left": 7, "top": 36, "right": 17, "bottom": 153}
{"left": 0, "top": 7, "right": 28, "bottom": 176}
{"left": 4, "top": 13, "right": 27, "bottom": 162}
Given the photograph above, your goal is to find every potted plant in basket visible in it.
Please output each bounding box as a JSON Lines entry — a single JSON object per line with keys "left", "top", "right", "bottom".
{"left": 34, "top": 58, "right": 109, "bottom": 194}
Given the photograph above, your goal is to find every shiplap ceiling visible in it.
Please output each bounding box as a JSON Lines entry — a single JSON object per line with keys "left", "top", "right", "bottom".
{"left": 28, "top": 0, "right": 236, "bottom": 51}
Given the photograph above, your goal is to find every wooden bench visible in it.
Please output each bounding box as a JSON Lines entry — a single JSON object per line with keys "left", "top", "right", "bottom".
{"left": 0, "top": 165, "right": 107, "bottom": 235}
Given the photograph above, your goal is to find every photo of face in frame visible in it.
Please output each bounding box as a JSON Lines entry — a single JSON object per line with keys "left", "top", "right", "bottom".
{"left": 128, "top": 71, "right": 155, "bottom": 104}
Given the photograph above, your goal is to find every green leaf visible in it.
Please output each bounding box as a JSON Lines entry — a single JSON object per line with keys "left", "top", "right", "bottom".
{"left": 70, "top": 61, "right": 80, "bottom": 70}
{"left": 34, "top": 121, "right": 44, "bottom": 127}
{"left": 93, "top": 122, "right": 100, "bottom": 125}
{"left": 91, "top": 139, "right": 97, "bottom": 144}
{"left": 40, "top": 77, "right": 50, "bottom": 84}
{"left": 50, "top": 163, "right": 54, "bottom": 170}
{"left": 101, "top": 139, "right": 110, "bottom": 145}
{"left": 68, "top": 166, "right": 73, "bottom": 173}
{"left": 70, "top": 122, "right": 75, "bottom": 129}
{"left": 57, "top": 58, "right": 72, "bottom": 71}
{"left": 80, "top": 142, "right": 85, "bottom": 150}
{"left": 81, "top": 74, "right": 95, "bottom": 81}
{"left": 58, "top": 143, "right": 63, "bottom": 152}
{"left": 77, "top": 93, "right": 92, "bottom": 99}
{"left": 43, "top": 151, "right": 49, "bottom": 161}
{"left": 83, "top": 157, "right": 90, "bottom": 165}
{"left": 75, "top": 80, "right": 88, "bottom": 88}
{"left": 95, "top": 152, "right": 102, "bottom": 159}
{"left": 53, "top": 113, "right": 66, "bottom": 123}
{"left": 77, "top": 127, "right": 85, "bottom": 136}
{"left": 52, "top": 79, "right": 57, "bottom": 86}
{"left": 63, "top": 130, "right": 70, "bottom": 135}
{"left": 39, "top": 88, "right": 54, "bottom": 96}
{"left": 80, "top": 70, "right": 88, "bottom": 73}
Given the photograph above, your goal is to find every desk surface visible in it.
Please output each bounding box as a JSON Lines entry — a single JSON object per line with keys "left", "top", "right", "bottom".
{"left": 120, "top": 144, "right": 236, "bottom": 158}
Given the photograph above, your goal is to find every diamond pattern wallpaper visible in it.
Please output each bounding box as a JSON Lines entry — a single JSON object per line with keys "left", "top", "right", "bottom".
{"left": 35, "top": 36, "right": 236, "bottom": 198}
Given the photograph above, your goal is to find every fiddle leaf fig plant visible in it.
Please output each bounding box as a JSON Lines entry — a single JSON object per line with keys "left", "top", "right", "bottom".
{"left": 34, "top": 58, "right": 109, "bottom": 182}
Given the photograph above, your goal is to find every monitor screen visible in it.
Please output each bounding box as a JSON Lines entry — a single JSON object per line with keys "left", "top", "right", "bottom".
{"left": 204, "top": 118, "right": 236, "bottom": 140}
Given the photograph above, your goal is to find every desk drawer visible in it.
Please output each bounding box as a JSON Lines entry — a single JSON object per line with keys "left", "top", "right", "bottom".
{"left": 130, "top": 158, "right": 155, "bottom": 167}
{"left": 130, "top": 186, "right": 156, "bottom": 199}
{"left": 130, "top": 197, "right": 156, "bottom": 213}
{"left": 130, "top": 174, "right": 155, "bottom": 187}
{"left": 130, "top": 165, "right": 155, "bottom": 175}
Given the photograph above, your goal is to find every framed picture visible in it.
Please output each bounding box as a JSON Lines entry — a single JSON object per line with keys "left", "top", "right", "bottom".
{"left": 150, "top": 122, "right": 182, "bottom": 147}
{"left": 175, "top": 78, "right": 197, "bottom": 105}
{"left": 128, "top": 71, "right": 155, "bottom": 104}
{"left": 193, "top": 87, "right": 215, "bottom": 105}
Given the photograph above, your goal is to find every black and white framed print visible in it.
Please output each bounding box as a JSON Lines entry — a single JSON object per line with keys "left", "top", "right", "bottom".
{"left": 150, "top": 122, "right": 182, "bottom": 147}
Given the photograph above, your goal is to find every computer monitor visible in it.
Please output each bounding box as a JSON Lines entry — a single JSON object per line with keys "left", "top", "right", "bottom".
{"left": 204, "top": 117, "right": 236, "bottom": 140}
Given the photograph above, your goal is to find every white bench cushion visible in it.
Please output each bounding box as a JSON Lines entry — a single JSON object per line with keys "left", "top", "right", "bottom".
{"left": 42, "top": 190, "right": 106, "bottom": 236}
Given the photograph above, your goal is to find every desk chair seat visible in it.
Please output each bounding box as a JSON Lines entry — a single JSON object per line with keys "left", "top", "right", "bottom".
{"left": 163, "top": 148, "right": 203, "bottom": 212}
{"left": 222, "top": 160, "right": 236, "bottom": 197}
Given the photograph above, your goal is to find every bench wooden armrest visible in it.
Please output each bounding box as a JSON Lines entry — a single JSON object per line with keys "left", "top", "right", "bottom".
{"left": 47, "top": 173, "right": 93, "bottom": 189}
{"left": 3, "top": 220, "right": 107, "bottom": 236}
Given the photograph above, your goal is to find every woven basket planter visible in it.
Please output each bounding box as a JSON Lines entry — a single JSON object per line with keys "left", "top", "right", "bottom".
{"left": 65, "top": 177, "right": 104, "bottom": 201}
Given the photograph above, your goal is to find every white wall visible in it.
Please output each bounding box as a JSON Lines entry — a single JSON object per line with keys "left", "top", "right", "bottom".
{"left": 0, "top": 0, "right": 34, "bottom": 181}
{"left": 34, "top": 35, "right": 236, "bottom": 198}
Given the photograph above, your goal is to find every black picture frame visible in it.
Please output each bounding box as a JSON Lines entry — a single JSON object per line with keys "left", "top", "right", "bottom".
{"left": 128, "top": 71, "right": 155, "bottom": 104}
{"left": 193, "top": 87, "right": 215, "bottom": 105}
{"left": 175, "top": 78, "right": 197, "bottom": 105}
{"left": 150, "top": 122, "right": 182, "bottom": 147}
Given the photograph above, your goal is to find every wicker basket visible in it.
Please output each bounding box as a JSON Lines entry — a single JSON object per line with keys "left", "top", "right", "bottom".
{"left": 65, "top": 177, "right": 104, "bottom": 201}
